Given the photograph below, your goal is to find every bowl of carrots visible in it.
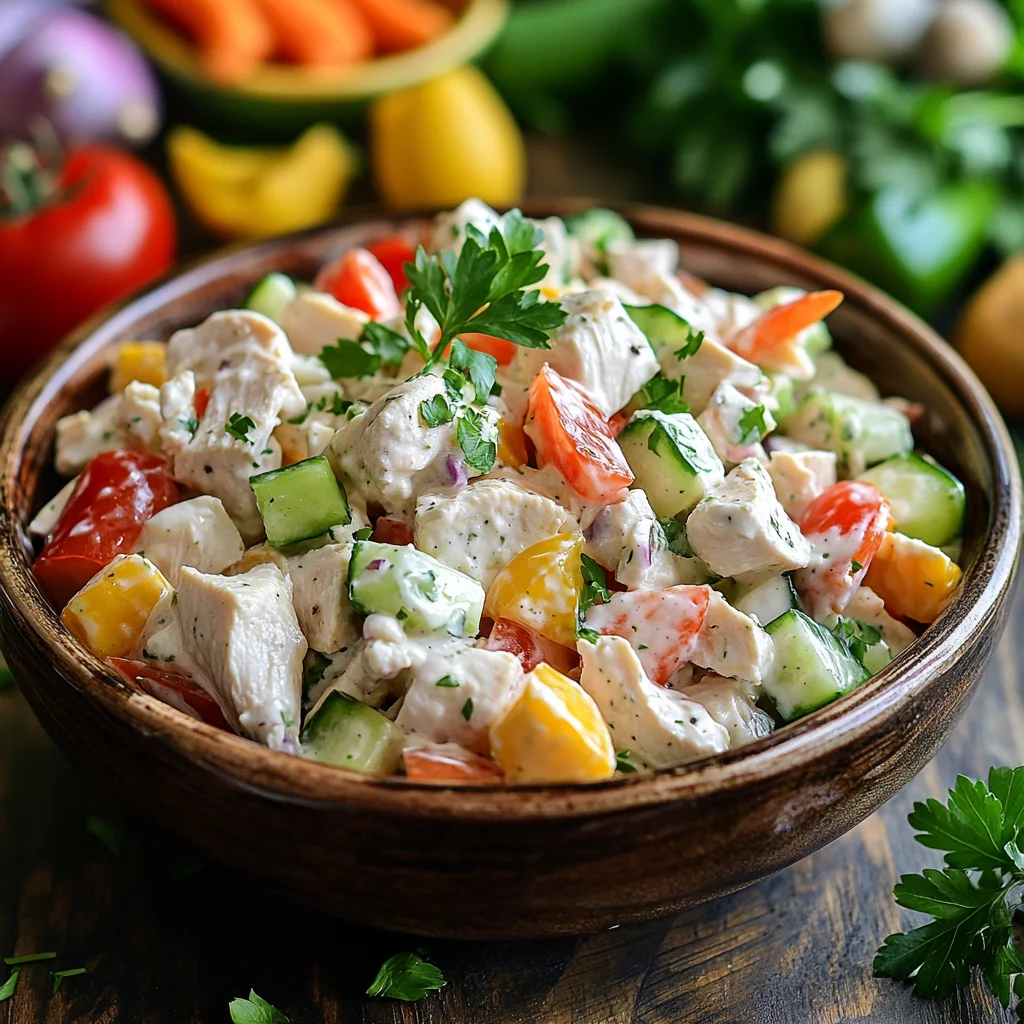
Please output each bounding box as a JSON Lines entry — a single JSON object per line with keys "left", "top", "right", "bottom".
{"left": 107, "top": 0, "right": 509, "bottom": 134}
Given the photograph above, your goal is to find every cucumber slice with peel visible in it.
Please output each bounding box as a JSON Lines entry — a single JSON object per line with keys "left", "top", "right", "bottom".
{"left": 301, "top": 690, "right": 403, "bottom": 773}
{"left": 624, "top": 304, "right": 700, "bottom": 357}
{"left": 246, "top": 272, "right": 297, "bottom": 324}
{"left": 250, "top": 455, "right": 351, "bottom": 549}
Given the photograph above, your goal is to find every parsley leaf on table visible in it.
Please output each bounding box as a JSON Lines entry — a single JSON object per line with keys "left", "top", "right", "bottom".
{"left": 366, "top": 952, "right": 446, "bottom": 1002}
{"left": 874, "top": 767, "right": 1024, "bottom": 1010}
{"left": 228, "top": 989, "right": 289, "bottom": 1024}
{"left": 0, "top": 968, "right": 20, "bottom": 1002}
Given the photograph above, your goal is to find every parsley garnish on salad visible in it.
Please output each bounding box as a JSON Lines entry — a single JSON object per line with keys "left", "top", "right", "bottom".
{"left": 615, "top": 750, "right": 638, "bottom": 774}
{"left": 737, "top": 405, "right": 769, "bottom": 444}
{"left": 579, "top": 553, "right": 612, "bottom": 616}
{"left": 455, "top": 408, "right": 496, "bottom": 475}
{"left": 418, "top": 394, "right": 454, "bottom": 429}
{"left": 636, "top": 373, "right": 689, "bottom": 414}
{"left": 229, "top": 989, "right": 289, "bottom": 1023}
{"left": 225, "top": 412, "right": 256, "bottom": 444}
{"left": 366, "top": 952, "right": 446, "bottom": 1002}
{"left": 874, "top": 767, "right": 1024, "bottom": 1009}
{"left": 674, "top": 327, "right": 705, "bottom": 360}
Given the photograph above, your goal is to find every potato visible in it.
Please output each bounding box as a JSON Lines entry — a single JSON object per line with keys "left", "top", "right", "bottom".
{"left": 954, "top": 254, "right": 1024, "bottom": 417}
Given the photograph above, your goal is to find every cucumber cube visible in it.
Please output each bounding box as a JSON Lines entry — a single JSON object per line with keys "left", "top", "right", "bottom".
{"left": 764, "top": 609, "right": 869, "bottom": 720}
{"left": 733, "top": 575, "right": 801, "bottom": 626}
{"left": 624, "top": 303, "right": 695, "bottom": 357}
{"left": 301, "top": 691, "right": 403, "bottom": 773}
{"left": 250, "top": 455, "right": 351, "bottom": 549}
{"left": 348, "top": 540, "right": 484, "bottom": 637}
{"left": 618, "top": 410, "right": 725, "bottom": 519}
{"left": 246, "top": 272, "right": 297, "bottom": 325}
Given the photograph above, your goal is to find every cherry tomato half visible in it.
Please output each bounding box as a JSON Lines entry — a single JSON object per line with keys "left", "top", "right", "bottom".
{"left": 110, "top": 658, "right": 230, "bottom": 731}
{"left": 365, "top": 235, "right": 416, "bottom": 293}
{"left": 315, "top": 247, "right": 402, "bottom": 321}
{"left": 485, "top": 618, "right": 579, "bottom": 675}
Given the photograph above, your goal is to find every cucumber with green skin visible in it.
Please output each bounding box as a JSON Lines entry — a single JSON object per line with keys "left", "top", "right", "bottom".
{"left": 246, "top": 272, "right": 296, "bottom": 324}
{"left": 859, "top": 453, "right": 965, "bottom": 547}
{"left": 348, "top": 541, "right": 484, "bottom": 637}
{"left": 733, "top": 575, "right": 801, "bottom": 626}
{"left": 624, "top": 303, "right": 697, "bottom": 357}
{"left": 301, "top": 690, "right": 403, "bottom": 773}
{"left": 763, "top": 609, "right": 870, "bottom": 721}
{"left": 618, "top": 410, "right": 725, "bottom": 519}
{"left": 250, "top": 455, "right": 351, "bottom": 549}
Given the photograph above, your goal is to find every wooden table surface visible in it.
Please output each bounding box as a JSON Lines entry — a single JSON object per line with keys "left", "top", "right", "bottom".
{"left": 1, "top": 136, "right": 1021, "bottom": 1024}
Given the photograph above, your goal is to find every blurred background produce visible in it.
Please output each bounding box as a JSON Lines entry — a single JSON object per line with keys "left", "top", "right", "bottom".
{"left": 1, "top": 0, "right": 1024, "bottom": 418}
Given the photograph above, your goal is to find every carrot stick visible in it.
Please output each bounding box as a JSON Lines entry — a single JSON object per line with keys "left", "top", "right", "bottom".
{"left": 348, "top": 0, "right": 454, "bottom": 53}
{"left": 142, "top": 0, "right": 273, "bottom": 84}
{"left": 731, "top": 290, "right": 844, "bottom": 362}
{"left": 251, "top": 0, "right": 374, "bottom": 66}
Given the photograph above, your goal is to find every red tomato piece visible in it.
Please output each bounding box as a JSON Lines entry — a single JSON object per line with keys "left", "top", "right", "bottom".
{"left": 458, "top": 332, "right": 519, "bottom": 367}
{"left": 583, "top": 586, "right": 711, "bottom": 684}
{"left": 365, "top": 235, "right": 416, "bottom": 293}
{"left": 314, "top": 247, "right": 401, "bottom": 321}
{"left": 372, "top": 515, "right": 413, "bottom": 547}
{"left": 404, "top": 744, "right": 505, "bottom": 785}
{"left": 33, "top": 451, "right": 180, "bottom": 608}
{"left": 524, "top": 366, "right": 634, "bottom": 502}
{"left": 109, "top": 658, "right": 230, "bottom": 731}
{"left": 485, "top": 618, "right": 579, "bottom": 675}
{"left": 194, "top": 386, "right": 210, "bottom": 421}
{"left": 795, "top": 481, "right": 892, "bottom": 620}
{"left": 730, "top": 290, "right": 844, "bottom": 364}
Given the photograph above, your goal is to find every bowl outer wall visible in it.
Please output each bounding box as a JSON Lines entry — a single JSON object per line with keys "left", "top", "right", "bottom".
{"left": 0, "top": 203, "right": 1017, "bottom": 939}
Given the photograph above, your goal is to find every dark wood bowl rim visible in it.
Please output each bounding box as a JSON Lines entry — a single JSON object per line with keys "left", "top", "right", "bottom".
{"left": 0, "top": 201, "right": 1018, "bottom": 821}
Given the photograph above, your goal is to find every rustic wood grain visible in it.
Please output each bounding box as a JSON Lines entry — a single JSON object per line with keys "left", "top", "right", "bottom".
{"left": 1, "top": 574, "right": 1022, "bottom": 1023}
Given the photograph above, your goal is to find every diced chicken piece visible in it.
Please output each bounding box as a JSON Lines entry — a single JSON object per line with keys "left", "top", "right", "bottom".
{"left": 583, "top": 585, "right": 710, "bottom": 684}
{"left": 684, "top": 674, "right": 774, "bottom": 748}
{"left": 395, "top": 646, "right": 524, "bottom": 754}
{"left": 414, "top": 479, "right": 575, "bottom": 589}
{"left": 585, "top": 277, "right": 646, "bottom": 306}
{"left": 578, "top": 635, "right": 729, "bottom": 767}
{"left": 174, "top": 563, "right": 306, "bottom": 751}
{"left": 286, "top": 533, "right": 361, "bottom": 654}
{"left": 279, "top": 291, "right": 368, "bottom": 355}
{"left": 841, "top": 586, "right": 917, "bottom": 656}
{"left": 690, "top": 591, "right": 775, "bottom": 684}
{"left": 767, "top": 450, "right": 838, "bottom": 521}
{"left": 134, "top": 495, "right": 245, "bottom": 587}
{"left": 806, "top": 350, "right": 879, "bottom": 401}
{"left": 328, "top": 374, "right": 499, "bottom": 520}
{"left": 663, "top": 336, "right": 768, "bottom": 416}
{"left": 582, "top": 490, "right": 708, "bottom": 590}
{"left": 699, "top": 288, "right": 763, "bottom": 340}
{"left": 687, "top": 459, "right": 811, "bottom": 583}
{"left": 430, "top": 198, "right": 502, "bottom": 255}
{"left": 606, "top": 239, "right": 720, "bottom": 340}
{"left": 697, "top": 382, "right": 776, "bottom": 467}
{"left": 54, "top": 382, "right": 162, "bottom": 476}
{"left": 136, "top": 590, "right": 211, "bottom": 684}
{"left": 28, "top": 476, "right": 78, "bottom": 539}
{"left": 508, "top": 290, "right": 659, "bottom": 418}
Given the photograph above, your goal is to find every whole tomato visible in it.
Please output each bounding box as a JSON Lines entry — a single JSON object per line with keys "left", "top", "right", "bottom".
{"left": 0, "top": 143, "right": 176, "bottom": 380}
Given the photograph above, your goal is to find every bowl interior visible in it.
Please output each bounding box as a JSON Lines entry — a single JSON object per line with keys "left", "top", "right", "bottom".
{"left": 2, "top": 203, "right": 1018, "bottom": 813}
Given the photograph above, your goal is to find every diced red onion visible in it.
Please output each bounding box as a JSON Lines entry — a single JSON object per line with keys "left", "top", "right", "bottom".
{"left": 636, "top": 532, "right": 653, "bottom": 570}
{"left": 445, "top": 454, "right": 468, "bottom": 489}
{"left": 367, "top": 558, "right": 385, "bottom": 571}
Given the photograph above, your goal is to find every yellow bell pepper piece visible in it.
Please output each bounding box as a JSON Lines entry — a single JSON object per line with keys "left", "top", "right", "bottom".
{"left": 61, "top": 554, "right": 171, "bottom": 659}
{"left": 490, "top": 662, "right": 615, "bottom": 784}
{"left": 497, "top": 418, "right": 528, "bottom": 471}
{"left": 167, "top": 124, "right": 357, "bottom": 240}
{"left": 371, "top": 65, "right": 526, "bottom": 211}
{"left": 485, "top": 532, "right": 583, "bottom": 649}
{"left": 864, "top": 532, "right": 962, "bottom": 624}
{"left": 109, "top": 341, "right": 168, "bottom": 394}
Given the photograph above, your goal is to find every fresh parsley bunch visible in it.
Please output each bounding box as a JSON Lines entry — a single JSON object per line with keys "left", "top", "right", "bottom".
{"left": 875, "top": 767, "right": 1024, "bottom": 1013}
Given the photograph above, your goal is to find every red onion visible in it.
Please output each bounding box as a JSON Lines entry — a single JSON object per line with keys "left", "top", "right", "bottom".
{"left": 637, "top": 531, "right": 654, "bottom": 570}
{"left": 583, "top": 508, "right": 609, "bottom": 542}
{"left": 0, "top": 7, "right": 161, "bottom": 147}
{"left": 366, "top": 559, "right": 385, "bottom": 571}
{"left": 445, "top": 454, "right": 469, "bottom": 489}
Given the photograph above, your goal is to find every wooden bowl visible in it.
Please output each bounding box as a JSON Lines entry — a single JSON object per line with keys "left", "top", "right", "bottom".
{"left": 108, "top": 0, "right": 509, "bottom": 135}
{"left": 0, "top": 203, "right": 1018, "bottom": 940}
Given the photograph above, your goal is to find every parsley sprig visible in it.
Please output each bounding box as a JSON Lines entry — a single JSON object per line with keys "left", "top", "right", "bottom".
{"left": 406, "top": 210, "right": 567, "bottom": 364}
{"left": 874, "top": 767, "right": 1024, "bottom": 1010}
{"left": 225, "top": 412, "right": 256, "bottom": 444}
{"left": 367, "top": 952, "right": 446, "bottom": 1002}
{"left": 229, "top": 989, "right": 289, "bottom": 1023}
{"left": 737, "top": 404, "right": 770, "bottom": 445}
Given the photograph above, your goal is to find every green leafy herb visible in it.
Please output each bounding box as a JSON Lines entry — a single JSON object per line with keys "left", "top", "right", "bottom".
{"left": 449, "top": 338, "right": 498, "bottom": 406}
{"left": 0, "top": 968, "right": 20, "bottom": 1002}
{"left": 319, "top": 339, "right": 381, "bottom": 380}
{"left": 87, "top": 816, "right": 132, "bottom": 860}
{"left": 577, "top": 626, "right": 601, "bottom": 644}
{"left": 229, "top": 989, "right": 289, "bottom": 1024}
{"left": 419, "top": 394, "right": 455, "bottom": 428}
{"left": 737, "top": 404, "right": 769, "bottom": 445}
{"left": 461, "top": 698, "right": 474, "bottom": 721}
{"left": 366, "top": 952, "right": 446, "bottom": 1002}
{"left": 674, "top": 328, "right": 705, "bottom": 361}
{"left": 616, "top": 750, "right": 638, "bottom": 774}
{"left": 327, "top": 393, "right": 352, "bottom": 416}
{"left": 404, "top": 210, "right": 566, "bottom": 364}
{"left": 4, "top": 952, "right": 56, "bottom": 966}
{"left": 874, "top": 767, "right": 1024, "bottom": 1006}
{"left": 579, "top": 553, "right": 612, "bottom": 617}
{"left": 50, "top": 968, "right": 86, "bottom": 995}
{"left": 435, "top": 676, "right": 459, "bottom": 688}
{"left": 660, "top": 518, "right": 693, "bottom": 558}
{"left": 455, "top": 408, "right": 497, "bottom": 475}
{"left": 851, "top": 559, "right": 863, "bottom": 574}
{"left": 178, "top": 414, "right": 199, "bottom": 435}
{"left": 363, "top": 322, "right": 411, "bottom": 366}
{"left": 832, "top": 617, "right": 883, "bottom": 667}
{"left": 636, "top": 373, "right": 689, "bottom": 414}
{"left": 225, "top": 413, "right": 256, "bottom": 444}
{"left": 355, "top": 527, "right": 373, "bottom": 541}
